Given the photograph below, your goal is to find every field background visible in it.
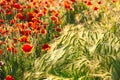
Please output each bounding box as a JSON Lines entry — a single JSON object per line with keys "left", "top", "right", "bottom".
{"left": 0, "top": 0, "right": 120, "bottom": 80}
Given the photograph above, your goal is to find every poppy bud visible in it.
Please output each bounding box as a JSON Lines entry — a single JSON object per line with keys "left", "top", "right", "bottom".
{"left": 42, "top": 43, "right": 51, "bottom": 51}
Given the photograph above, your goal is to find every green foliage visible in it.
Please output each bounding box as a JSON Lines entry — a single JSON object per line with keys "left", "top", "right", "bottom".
{"left": 28, "top": 24, "right": 120, "bottom": 80}
{"left": 1, "top": 0, "right": 120, "bottom": 80}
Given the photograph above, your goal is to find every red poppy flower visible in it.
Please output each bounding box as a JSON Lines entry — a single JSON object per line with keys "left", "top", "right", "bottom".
{"left": 7, "top": 46, "right": 12, "bottom": 52}
{"left": 34, "top": 9, "right": 39, "bottom": 13}
{"left": 18, "top": 36, "right": 29, "bottom": 43}
{"left": 20, "top": 29, "right": 32, "bottom": 36}
{"left": 13, "top": 3, "right": 21, "bottom": 9}
{"left": 44, "top": 1, "right": 50, "bottom": 7}
{"left": 33, "top": 1, "right": 37, "bottom": 6}
{"left": 42, "top": 43, "right": 51, "bottom": 51}
{"left": 6, "top": 75, "right": 14, "bottom": 80}
{"left": 16, "top": 13, "right": 23, "bottom": 19}
{"left": 7, "top": 46, "right": 17, "bottom": 54}
{"left": 40, "top": 28, "right": 47, "bottom": 34}
{"left": 6, "top": 10, "right": 12, "bottom": 15}
{"left": 27, "top": 12, "right": 34, "bottom": 20}
{"left": 112, "top": 0, "right": 116, "bottom": 3}
{"left": 87, "top": 1, "right": 92, "bottom": 6}
{"left": 50, "top": 9, "right": 59, "bottom": 17}
{"left": 64, "top": 1, "right": 72, "bottom": 10}
{"left": 22, "top": 43, "right": 33, "bottom": 53}
{"left": 31, "top": 23, "right": 37, "bottom": 30}
{"left": 13, "top": 48, "right": 17, "bottom": 54}
{"left": 42, "top": 8, "right": 47, "bottom": 15}
{"left": 32, "top": 18, "right": 39, "bottom": 23}
{"left": 83, "top": 0, "right": 87, "bottom": 3}
{"left": 98, "top": 1, "right": 101, "bottom": 4}
{"left": 1, "top": 30, "right": 8, "bottom": 36}
{"left": 70, "top": 0, "right": 75, "bottom": 3}
{"left": 0, "top": 9, "right": 4, "bottom": 14}
{"left": 0, "top": 49, "right": 3, "bottom": 55}
{"left": 13, "top": 38, "right": 18, "bottom": 43}
{"left": 50, "top": 16, "right": 58, "bottom": 22}
{"left": 55, "top": 27, "right": 61, "bottom": 32}
{"left": 28, "top": 21, "right": 33, "bottom": 27}
{"left": 37, "top": 12, "right": 43, "bottom": 17}
{"left": 94, "top": 7, "right": 98, "bottom": 11}
{"left": 10, "top": 19, "right": 16, "bottom": 24}
{"left": 36, "top": 26, "right": 41, "bottom": 30}
{"left": 0, "top": 19, "right": 4, "bottom": 23}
